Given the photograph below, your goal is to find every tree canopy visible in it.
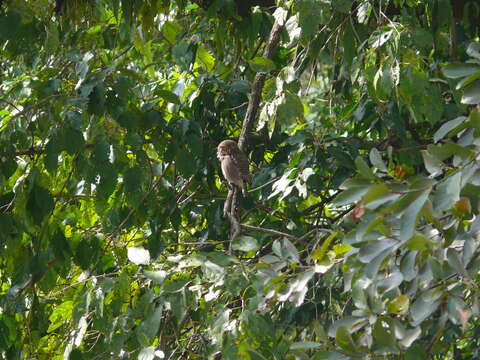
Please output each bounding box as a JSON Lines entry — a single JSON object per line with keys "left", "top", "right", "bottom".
{"left": 1, "top": 0, "right": 480, "bottom": 359}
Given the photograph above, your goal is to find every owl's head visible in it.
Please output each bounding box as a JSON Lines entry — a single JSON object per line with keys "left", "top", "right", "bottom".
{"left": 217, "top": 139, "right": 239, "bottom": 155}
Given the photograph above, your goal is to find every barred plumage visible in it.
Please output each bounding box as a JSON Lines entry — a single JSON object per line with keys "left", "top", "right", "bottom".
{"left": 217, "top": 139, "right": 251, "bottom": 196}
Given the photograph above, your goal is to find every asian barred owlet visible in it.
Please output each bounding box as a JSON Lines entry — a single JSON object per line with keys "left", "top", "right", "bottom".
{"left": 217, "top": 139, "right": 252, "bottom": 196}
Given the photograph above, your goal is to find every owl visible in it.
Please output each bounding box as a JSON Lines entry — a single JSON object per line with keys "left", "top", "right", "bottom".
{"left": 217, "top": 139, "right": 252, "bottom": 196}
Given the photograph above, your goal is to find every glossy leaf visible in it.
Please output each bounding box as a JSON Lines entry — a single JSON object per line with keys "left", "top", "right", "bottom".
{"left": 128, "top": 247, "right": 151, "bottom": 265}
{"left": 462, "top": 80, "right": 480, "bottom": 104}
{"left": 442, "top": 63, "right": 480, "bottom": 78}
{"left": 1, "top": 2, "right": 480, "bottom": 359}
{"left": 433, "top": 116, "right": 467, "bottom": 143}
{"left": 248, "top": 57, "right": 276, "bottom": 73}
{"left": 355, "top": 156, "right": 375, "bottom": 180}
{"left": 231, "top": 236, "right": 259, "bottom": 252}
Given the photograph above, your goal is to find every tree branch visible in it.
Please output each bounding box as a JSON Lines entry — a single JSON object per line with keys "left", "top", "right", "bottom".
{"left": 238, "top": 19, "right": 283, "bottom": 152}
{"left": 225, "top": 18, "right": 284, "bottom": 242}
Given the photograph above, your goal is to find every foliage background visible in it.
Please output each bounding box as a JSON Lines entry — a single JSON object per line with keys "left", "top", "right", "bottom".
{"left": 1, "top": 0, "right": 480, "bottom": 359}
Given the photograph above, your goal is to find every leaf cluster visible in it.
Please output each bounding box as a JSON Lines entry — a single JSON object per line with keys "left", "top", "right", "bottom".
{"left": 1, "top": 0, "right": 480, "bottom": 359}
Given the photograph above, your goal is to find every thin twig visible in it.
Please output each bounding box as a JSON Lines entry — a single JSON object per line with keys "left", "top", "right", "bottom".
{"left": 8, "top": 95, "right": 62, "bottom": 121}
{"left": 226, "top": 102, "right": 249, "bottom": 111}
{"left": 176, "top": 175, "right": 195, "bottom": 203}
{"left": 240, "top": 224, "right": 297, "bottom": 241}
{"left": 248, "top": 175, "right": 281, "bottom": 193}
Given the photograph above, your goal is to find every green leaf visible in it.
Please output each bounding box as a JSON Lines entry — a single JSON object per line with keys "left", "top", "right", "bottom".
{"left": 138, "top": 347, "right": 155, "bottom": 360}
{"left": 365, "top": 247, "right": 397, "bottom": 279}
{"left": 69, "top": 349, "right": 84, "bottom": 360}
{"left": 116, "top": 111, "right": 136, "bottom": 129}
{"left": 312, "top": 232, "right": 337, "bottom": 261}
{"left": 342, "top": 24, "right": 355, "bottom": 69}
{"left": 196, "top": 46, "right": 215, "bottom": 72}
{"left": 186, "top": 134, "right": 203, "bottom": 157}
{"left": 406, "top": 233, "right": 429, "bottom": 251}
{"left": 44, "top": 139, "right": 60, "bottom": 173}
{"left": 352, "top": 283, "right": 368, "bottom": 309}
{"left": 411, "top": 295, "right": 441, "bottom": 326}
{"left": 372, "top": 318, "right": 397, "bottom": 353}
{"left": 387, "top": 294, "right": 409, "bottom": 314}
{"left": 282, "top": 238, "right": 300, "bottom": 263}
{"left": 331, "top": 185, "right": 371, "bottom": 206}
{"left": 88, "top": 84, "right": 105, "bottom": 116}
{"left": 446, "top": 248, "right": 466, "bottom": 276}
{"left": 172, "top": 42, "right": 196, "bottom": 70}
{"left": 143, "top": 270, "right": 167, "bottom": 284}
{"left": 290, "top": 341, "right": 322, "bottom": 350}
{"left": 328, "top": 317, "right": 368, "bottom": 337}
{"left": 469, "top": 108, "right": 480, "bottom": 131}
{"left": 75, "top": 237, "right": 101, "bottom": 269}
{"left": 45, "top": 22, "right": 59, "bottom": 53}
{"left": 162, "top": 21, "right": 182, "bottom": 43}
{"left": 421, "top": 150, "right": 443, "bottom": 177}
{"left": 97, "top": 162, "right": 117, "bottom": 199}
{"left": 433, "top": 116, "right": 467, "bottom": 143}
{"left": 400, "top": 189, "right": 430, "bottom": 242}
{"left": 377, "top": 271, "right": 403, "bottom": 293}
{"left": 332, "top": 0, "right": 353, "bottom": 13}
{"left": 248, "top": 57, "right": 276, "bottom": 73}
{"left": 405, "top": 344, "right": 427, "bottom": 360}
{"left": 231, "top": 236, "right": 259, "bottom": 252}
{"left": 427, "top": 142, "right": 474, "bottom": 161}
{"left": 362, "top": 184, "right": 389, "bottom": 205}
{"left": 230, "top": 80, "right": 250, "bottom": 94}
{"left": 156, "top": 89, "right": 180, "bottom": 104}
{"left": 136, "top": 307, "right": 162, "bottom": 346}
{"left": 369, "top": 148, "right": 387, "bottom": 171}
{"left": 442, "top": 63, "right": 480, "bottom": 78}
{"left": 428, "top": 257, "right": 445, "bottom": 279}
{"left": 399, "top": 327, "right": 422, "bottom": 348}
{"left": 354, "top": 156, "right": 375, "bottom": 179}
{"left": 48, "top": 300, "right": 74, "bottom": 332}
{"left": 358, "top": 238, "right": 397, "bottom": 263}
{"left": 369, "top": 29, "right": 393, "bottom": 49}
{"left": 332, "top": 243, "right": 350, "bottom": 256}
{"left": 124, "top": 166, "right": 144, "bottom": 197}
{"left": 434, "top": 172, "right": 461, "bottom": 211}
{"left": 462, "top": 80, "right": 480, "bottom": 104}
{"left": 455, "top": 70, "right": 480, "bottom": 90}
{"left": 466, "top": 42, "right": 480, "bottom": 60}
{"left": 298, "top": 0, "right": 324, "bottom": 38}
{"left": 312, "top": 352, "right": 351, "bottom": 360}
{"left": 276, "top": 93, "right": 304, "bottom": 128}
{"left": 175, "top": 148, "right": 196, "bottom": 176}
{"left": 63, "top": 127, "right": 86, "bottom": 154}
{"left": 92, "top": 136, "right": 110, "bottom": 163}
{"left": 142, "top": 110, "right": 164, "bottom": 129}
{"left": 51, "top": 230, "right": 71, "bottom": 260}
{"left": 335, "top": 325, "right": 357, "bottom": 353}
{"left": 339, "top": 178, "right": 373, "bottom": 189}
{"left": 127, "top": 246, "right": 151, "bottom": 265}
{"left": 400, "top": 251, "right": 418, "bottom": 281}
{"left": 27, "top": 184, "right": 55, "bottom": 224}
